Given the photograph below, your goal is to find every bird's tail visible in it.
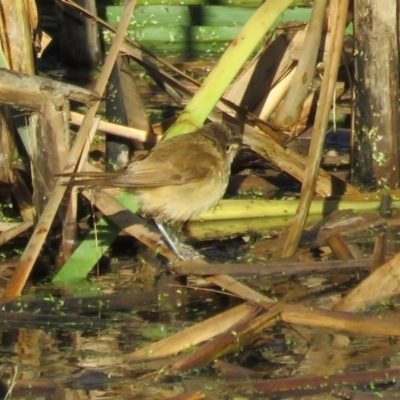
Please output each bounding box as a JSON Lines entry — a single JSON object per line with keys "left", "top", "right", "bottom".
{"left": 56, "top": 171, "right": 123, "bottom": 188}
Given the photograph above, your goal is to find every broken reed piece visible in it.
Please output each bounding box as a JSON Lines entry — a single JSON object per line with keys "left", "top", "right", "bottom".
{"left": 69, "top": 111, "right": 148, "bottom": 142}
{"left": 326, "top": 233, "right": 355, "bottom": 260}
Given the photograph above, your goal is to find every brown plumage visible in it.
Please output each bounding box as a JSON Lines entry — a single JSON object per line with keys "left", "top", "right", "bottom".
{"left": 60, "top": 122, "right": 241, "bottom": 222}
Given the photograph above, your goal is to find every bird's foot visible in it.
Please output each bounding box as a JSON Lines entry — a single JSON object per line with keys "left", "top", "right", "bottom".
{"left": 155, "top": 219, "right": 202, "bottom": 260}
{"left": 174, "top": 245, "right": 203, "bottom": 260}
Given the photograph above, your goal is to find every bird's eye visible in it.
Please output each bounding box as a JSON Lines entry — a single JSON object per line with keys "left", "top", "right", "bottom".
{"left": 225, "top": 143, "right": 239, "bottom": 153}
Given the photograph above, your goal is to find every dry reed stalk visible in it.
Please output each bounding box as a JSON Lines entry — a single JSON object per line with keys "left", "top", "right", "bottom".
{"left": 226, "top": 368, "right": 400, "bottom": 395}
{"left": 70, "top": 111, "right": 148, "bottom": 142}
{"left": 257, "top": 66, "right": 297, "bottom": 120}
{"left": 371, "top": 232, "right": 386, "bottom": 272}
{"left": 125, "top": 303, "right": 260, "bottom": 361}
{"left": 11, "top": 170, "right": 35, "bottom": 222}
{"left": 0, "top": 222, "right": 22, "bottom": 231}
{"left": 274, "top": 0, "right": 328, "bottom": 128}
{"left": 223, "top": 35, "right": 294, "bottom": 116}
{"left": 174, "top": 259, "right": 373, "bottom": 277}
{"left": 334, "top": 250, "right": 400, "bottom": 312}
{"left": 326, "top": 233, "right": 355, "bottom": 260}
{"left": 25, "top": 0, "right": 39, "bottom": 35}
{"left": 77, "top": 118, "right": 101, "bottom": 172}
{"left": 282, "top": 0, "right": 350, "bottom": 257}
{"left": 30, "top": 101, "right": 70, "bottom": 215}
{"left": 206, "top": 274, "right": 275, "bottom": 308}
{"left": 0, "top": 0, "right": 34, "bottom": 73}
{"left": 1, "top": 0, "right": 137, "bottom": 301}
{"left": 248, "top": 30, "right": 313, "bottom": 124}
{"left": 58, "top": 117, "right": 101, "bottom": 263}
{"left": 164, "top": 394, "right": 204, "bottom": 400}
{"left": 0, "top": 221, "right": 33, "bottom": 247}
{"left": 0, "top": 107, "right": 14, "bottom": 185}
{"left": 289, "top": 81, "right": 346, "bottom": 139}
{"left": 282, "top": 303, "right": 400, "bottom": 336}
{"left": 0, "top": 70, "right": 99, "bottom": 108}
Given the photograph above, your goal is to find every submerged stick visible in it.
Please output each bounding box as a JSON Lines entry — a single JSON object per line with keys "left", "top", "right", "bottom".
{"left": 2, "top": 0, "right": 137, "bottom": 301}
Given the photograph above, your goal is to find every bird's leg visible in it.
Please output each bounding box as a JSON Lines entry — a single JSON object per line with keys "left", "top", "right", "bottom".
{"left": 154, "top": 219, "right": 201, "bottom": 260}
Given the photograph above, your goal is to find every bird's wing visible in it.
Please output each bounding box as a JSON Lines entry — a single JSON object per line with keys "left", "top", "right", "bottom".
{"left": 116, "top": 147, "right": 220, "bottom": 187}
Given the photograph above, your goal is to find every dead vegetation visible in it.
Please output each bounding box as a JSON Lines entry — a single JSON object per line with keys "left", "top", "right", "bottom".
{"left": 0, "top": 0, "right": 400, "bottom": 398}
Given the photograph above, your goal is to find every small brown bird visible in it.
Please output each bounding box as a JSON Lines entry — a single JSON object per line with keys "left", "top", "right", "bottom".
{"left": 62, "top": 122, "right": 241, "bottom": 223}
